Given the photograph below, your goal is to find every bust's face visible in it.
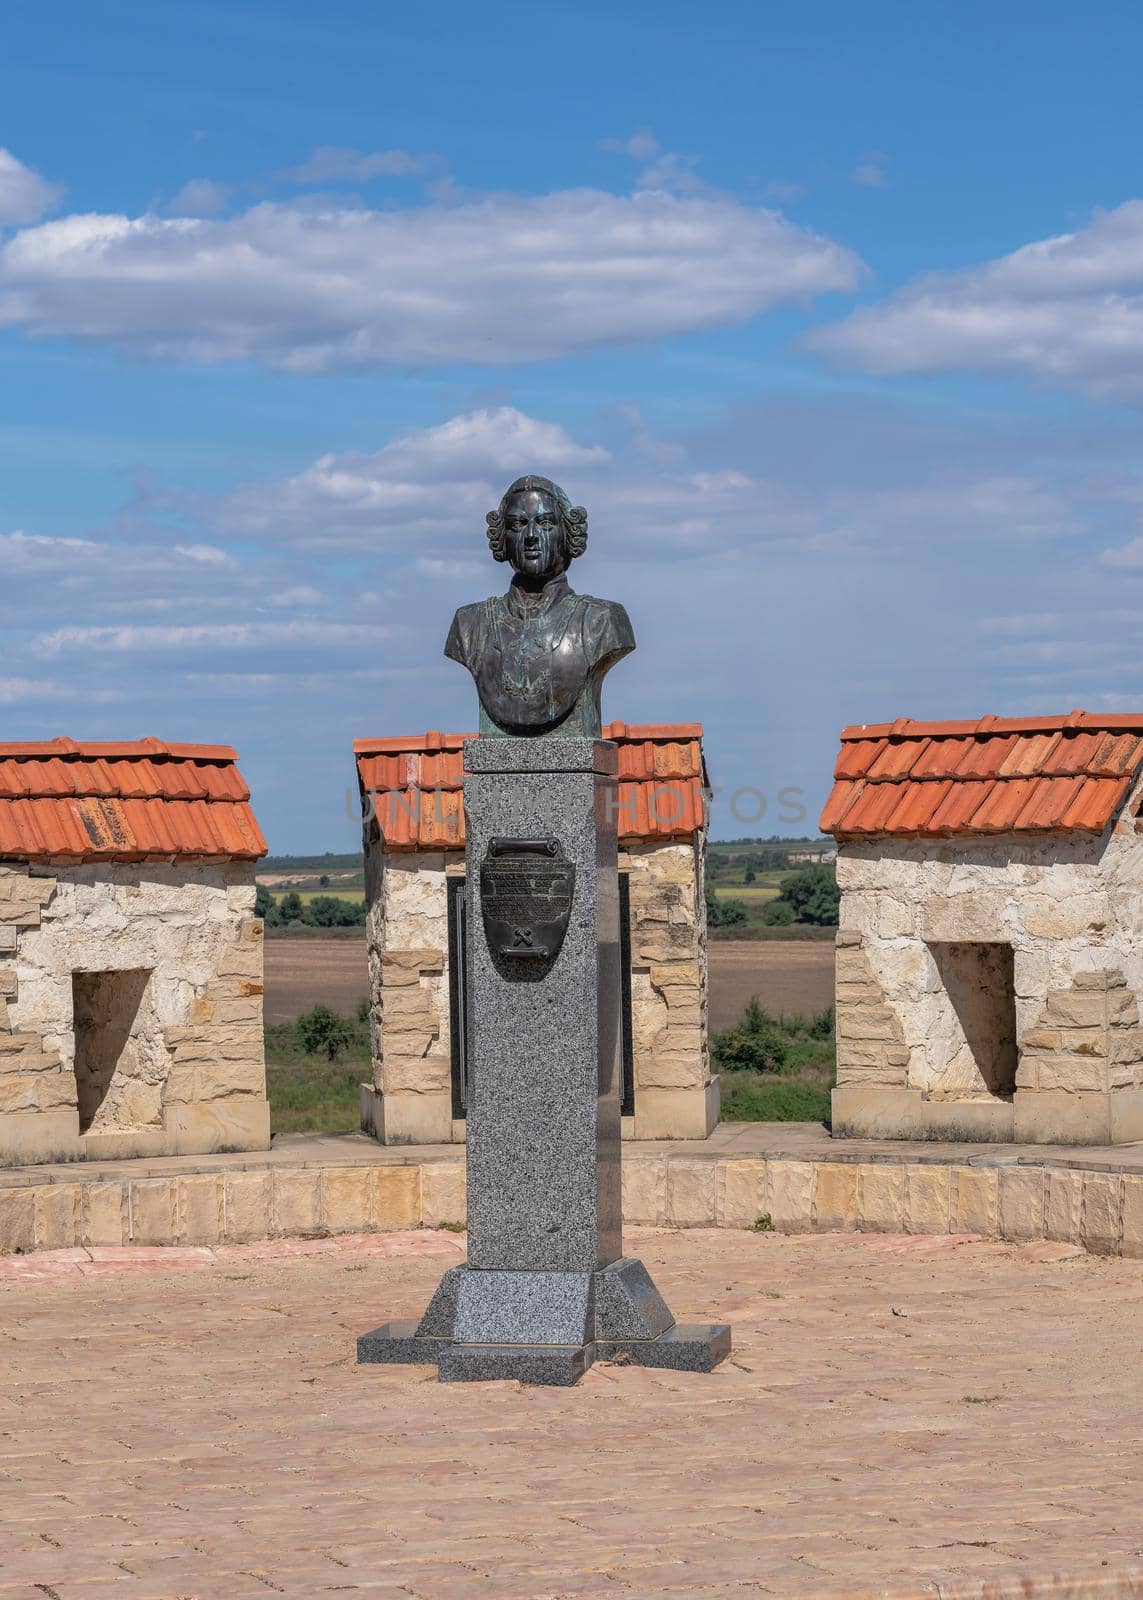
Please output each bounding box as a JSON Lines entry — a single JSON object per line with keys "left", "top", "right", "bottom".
{"left": 503, "top": 489, "right": 565, "bottom": 581}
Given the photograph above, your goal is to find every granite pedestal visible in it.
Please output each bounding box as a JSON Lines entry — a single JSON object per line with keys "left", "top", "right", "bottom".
{"left": 358, "top": 737, "right": 729, "bottom": 1383}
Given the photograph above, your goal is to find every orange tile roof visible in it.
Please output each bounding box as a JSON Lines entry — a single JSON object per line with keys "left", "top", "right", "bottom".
{"left": 820, "top": 712, "right": 1143, "bottom": 840}
{"left": 354, "top": 723, "right": 707, "bottom": 850}
{"left": 0, "top": 739, "right": 266, "bottom": 862}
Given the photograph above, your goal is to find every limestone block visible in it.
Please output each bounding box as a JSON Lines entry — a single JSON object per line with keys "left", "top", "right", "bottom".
{"left": 380, "top": 1048, "right": 450, "bottom": 1094}
{"left": 194, "top": 1059, "right": 267, "bottom": 1102}
{"left": 837, "top": 1003, "right": 901, "bottom": 1042}
{"left": 1022, "top": 892, "right": 1110, "bottom": 940}
{"left": 1121, "top": 1177, "right": 1143, "bottom": 1260}
{"left": 420, "top": 1160, "right": 466, "bottom": 1228}
{"left": 0, "top": 970, "right": 17, "bottom": 998}
{"left": 878, "top": 897, "right": 916, "bottom": 939}
{"left": 1043, "top": 991, "right": 1109, "bottom": 1028}
{"left": 716, "top": 1159, "right": 767, "bottom": 1228}
{"left": 223, "top": 1172, "right": 273, "bottom": 1243}
{"left": 622, "top": 1158, "right": 666, "bottom": 1225}
{"left": 0, "top": 1078, "right": 39, "bottom": 1113}
{"left": 812, "top": 1163, "right": 857, "bottom": 1230}
{"left": 168, "top": 1098, "right": 270, "bottom": 1157}
{"left": 998, "top": 1168, "right": 1046, "bottom": 1242}
{"left": 321, "top": 1166, "right": 372, "bottom": 1233}
{"left": 372, "top": 1165, "right": 421, "bottom": 1230}
{"left": 1045, "top": 1170, "right": 1083, "bottom": 1243}
{"left": 216, "top": 942, "right": 263, "bottom": 979}
{"left": 765, "top": 1160, "right": 816, "bottom": 1233}
{"left": 665, "top": 1160, "right": 717, "bottom": 1226}
{"left": 1036, "top": 1054, "right": 1108, "bottom": 1094}
{"left": 631, "top": 1082, "right": 719, "bottom": 1140}
{"left": 952, "top": 1166, "right": 998, "bottom": 1236}
{"left": 1109, "top": 1029, "right": 1143, "bottom": 1066}
{"left": 34, "top": 1184, "right": 81, "bottom": 1250}
{"left": 1013, "top": 1089, "right": 1111, "bottom": 1145}
{"left": 83, "top": 1183, "right": 126, "bottom": 1247}
{"left": 905, "top": 1165, "right": 950, "bottom": 1235}
{"left": 176, "top": 1176, "right": 223, "bottom": 1245}
{"left": 1074, "top": 968, "right": 1128, "bottom": 990}
{"left": 0, "top": 1186, "right": 34, "bottom": 1254}
{"left": 1081, "top": 1173, "right": 1122, "bottom": 1256}
{"left": 376, "top": 1089, "right": 452, "bottom": 1144}
{"left": 272, "top": 1170, "right": 322, "bottom": 1237}
{"left": 1110, "top": 1089, "right": 1143, "bottom": 1143}
{"left": 129, "top": 1180, "right": 176, "bottom": 1245}
{"left": 640, "top": 1041, "right": 706, "bottom": 1090}
{"left": 856, "top": 1163, "right": 906, "bottom": 1232}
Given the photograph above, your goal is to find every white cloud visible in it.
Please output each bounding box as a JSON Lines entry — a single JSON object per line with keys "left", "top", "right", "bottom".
{"left": 599, "top": 130, "right": 661, "bottom": 161}
{"left": 265, "top": 584, "right": 328, "bottom": 606}
{"left": 1101, "top": 537, "right": 1143, "bottom": 569}
{"left": 0, "top": 149, "right": 59, "bottom": 225}
{"left": 281, "top": 146, "right": 439, "bottom": 184}
{"left": 167, "top": 179, "right": 230, "bottom": 217}
{"left": 0, "top": 675, "right": 120, "bottom": 705}
{"left": 810, "top": 200, "right": 1143, "bottom": 401}
{"left": 0, "top": 187, "right": 864, "bottom": 371}
{"left": 853, "top": 156, "right": 888, "bottom": 189}
{"left": 213, "top": 407, "right": 610, "bottom": 549}
{"left": 32, "top": 619, "right": 389, "bottom": 656}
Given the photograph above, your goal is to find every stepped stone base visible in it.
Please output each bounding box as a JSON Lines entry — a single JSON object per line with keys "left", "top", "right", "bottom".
{"left": 357, "top": 1256, "right": 730, "bottom": 1385}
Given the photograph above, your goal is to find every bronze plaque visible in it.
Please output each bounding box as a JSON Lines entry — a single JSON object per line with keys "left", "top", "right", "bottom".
{"left": 480, "top": 837, "right": 575, "bottom": 960}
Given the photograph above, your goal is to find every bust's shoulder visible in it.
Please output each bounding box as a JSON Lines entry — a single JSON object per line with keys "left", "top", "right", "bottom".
{"left": 444, "top": 598, "right": 498, "bottom": 665}
{"left": 576, "top": 593, "right": 635, "bottom": 656}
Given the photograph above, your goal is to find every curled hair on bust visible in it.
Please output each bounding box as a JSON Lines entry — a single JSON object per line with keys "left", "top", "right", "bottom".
{"left": 486, "top": 475, "right": 589, "bottom": 564}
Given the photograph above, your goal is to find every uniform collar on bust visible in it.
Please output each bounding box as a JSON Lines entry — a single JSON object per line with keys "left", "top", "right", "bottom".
{"left": 505, "top": 572, "right": 573, "bottom": 619}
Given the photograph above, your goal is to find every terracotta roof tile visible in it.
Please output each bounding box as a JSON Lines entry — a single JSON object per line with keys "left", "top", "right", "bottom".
{"left": 355, "top": 722, "right": 707, "bottom": 850}
{"left": 0, "top": 739, "right": 265, "bottom": 862}
{"left": 820, "top": 713, "right": 1143, "bottom": 841}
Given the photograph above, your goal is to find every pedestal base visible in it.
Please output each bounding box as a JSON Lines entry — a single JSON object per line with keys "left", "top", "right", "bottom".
{"left": 356, "top": 1256, "right": 731, "bottom": 1386}
{"left": 357, "top": 1320, "right": 731, "bottom": 1385}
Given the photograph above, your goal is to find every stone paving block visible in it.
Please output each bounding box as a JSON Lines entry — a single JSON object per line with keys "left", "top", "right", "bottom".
{"left": 0, "top": 1184, "right": 34, "bottom": 1254}
{"left": 1045, "top": 1169, "right": 1084, "bottom": 1243}
{"left": 83, "top": 1182, "right": 126, "bottom": 1247}
{"left": 1122, "top": 1176, "right": 1143, "bottom": 1260}
{"left": 372, "top": 1164, "right": 420, "bottom": 1231}
{"left": 129, "top": 1179, "right": 177, "bottom": 1245}
{"left": 905, "top": 1164, "right": 950, "bottom": 1234}
{"left": 272, "top": 1170, "right": 322, "bottom": 1237}
{"left": 223, "top": 1171, "right": 274, "bottom": 1243}
{"left": 622, "top": 1158, "right": 666, "bottom": 1224}
{"left": 33, "top": 1183, "right": 80, "bottom": 1250}
{"left": 998, "top": 1167, "right": 1047, "bottom": 1242}
{"left": 952, "top": 1166, "right": 997, "bottom": 1236}
{"left": 1081, "top": 1173, "right": 1123, "bottom": 1256}
{"left": 177, "top": 1175, "right": 224, "bottom": 1245}
{"left": 715, "top": 1158, "right": 767, "bottom": 1228}
{"left": 321, "top": 1167, "right": 372, "bottom": 1234}
{"left": 812, "top": 1162, "right": 858, "bottom": 1230}
{"left": 420, "top": 1161, "right": 466, "bottom": 1229}
{"left": 857, "top": 1162, "right": 906, "bottom": 1232}
{"left": 764, "top": 1160, "right": 816, "bottom": 1232}
{"left": 665, "top": 1159, "right": 717, "bottom": 1226}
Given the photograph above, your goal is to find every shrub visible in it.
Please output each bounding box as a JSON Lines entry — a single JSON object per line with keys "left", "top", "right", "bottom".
{"left": 712, "top": 998, "right": 790, "bottom": 1073}
{"left": 768, "top": 864, "right": 839, "bottom": 927}
{"left": 295, "top": 1003, "right": 356, "bottom": 1062}
{"left": 762, "top": 899, "right": 796, "bottom": 926}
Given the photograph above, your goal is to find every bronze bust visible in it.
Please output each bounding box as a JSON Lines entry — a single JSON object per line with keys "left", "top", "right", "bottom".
{"left": 444, "top": 475, "right": 635, "bottom": 738}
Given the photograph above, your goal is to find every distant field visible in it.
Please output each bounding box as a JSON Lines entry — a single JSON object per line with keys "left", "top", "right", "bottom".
{"left": 711, "top": 883, "right": 780, "bottom": 902}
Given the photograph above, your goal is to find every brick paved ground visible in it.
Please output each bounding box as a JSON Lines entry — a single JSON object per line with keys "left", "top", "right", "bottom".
{"left": 2, "top": 1227, "right": 1142, "bottom": 1599}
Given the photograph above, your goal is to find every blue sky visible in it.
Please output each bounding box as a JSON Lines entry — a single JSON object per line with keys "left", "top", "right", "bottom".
{"left": 5, "top": 1, "right": 1143, "bottom": 848}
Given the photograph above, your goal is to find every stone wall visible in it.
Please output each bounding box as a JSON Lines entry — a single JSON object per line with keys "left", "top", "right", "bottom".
{"left": 360, "top": 838, "right": 718, "bottom": 1144}
{"left": 833, "top": 802, "right": 1143, "bottom": 1143}
{"left": 0, "top": 861, "right": 269, "bottom": 1166}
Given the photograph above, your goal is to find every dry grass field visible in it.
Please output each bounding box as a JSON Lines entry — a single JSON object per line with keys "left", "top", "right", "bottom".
{"left": 263, "top": 935, "right": 835, "bottom": 1031}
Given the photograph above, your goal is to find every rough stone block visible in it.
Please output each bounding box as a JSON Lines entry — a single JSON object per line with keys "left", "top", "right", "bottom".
{"left": 622, "top": 1158, "right": 666, "bottom": 1225}
{"left": 34, "top": 1184, "right": 81, "bottom": 1251}
{"left": 166, "top": 1097, "right": 271, "bottom": 1156}
{"left": 194, "top": 1060, "right": 267, "bottom": 1101}
{"left": 420, "top": 1160, "right": 465, "bottom": 1229}
{"left": 84, "top": 1183, "right": 126, "bottom": 1247}
{"left": 665, "top": 1160, "right": 717, "bottom": 1226}
{"left": 765, "top": 1160, "right": 816, "bottom": 1233}
{"left": 129, "top": 1180, "right": 176, "bottom": 1245}
{"left": 223, "top": 1172, "right": 273, "bottom": 1243}
{"left": 0, "top": 1185, "right": 34, "bottom": 1254}
{"left": 1122, "top": 1177, "right": 1143, "bottom": 1260}
{"left": 812, "top": 1163, "right": 857, "bottom": 1230}
{"left": 905, "top": 1164, "right": 950, "bottom": 1234}
{"left": 1081, "top": 1173, "right": 1122, "bottom": 1256}
{"left": 321, "top": 1166, "right": 372, "bottom": 1233}
{"left": 272, "top": 1170, "right": 321, "bottom": 1237}
{"left": 381, "top": 1050, "right": 450, "bottom": 1094}
{"left": 1037, "top": 1055, "right": 1108, "bottom": 1094}
{"left": 372, "top": 1165, "right": 421, "bottom": 1230}
{"left": 856, "top": 1163, "right": 906, "bottom": 1232}
{"left": 1044, "top": 991, "right": 1109, "bottom": 1028}
{"left": 1045, "top": 1169, "right": 1083, "bottom": 1243}
{"left": 998, "top": 1167, "right": 1046, "bottom": 1242}
{"left": 837, "top": 1003, "right": 900, "bottom": 1042}
{"left": 176, "top": 1176, "right": 223, "bottom": 1245}
{"left": 716, "top": 1158, "right": 767, "bottom": 1228}
{"left": 952, "top": 1166, "right": 997, "bottom": 1236}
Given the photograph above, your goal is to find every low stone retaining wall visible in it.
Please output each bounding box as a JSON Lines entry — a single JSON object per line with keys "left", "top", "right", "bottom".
{"left": 4, "top": 1126, "right": 1143, "bottom": 1258}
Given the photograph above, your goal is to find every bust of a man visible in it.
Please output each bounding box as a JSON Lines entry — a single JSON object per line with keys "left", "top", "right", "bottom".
{"left": 444, "top": 475, "right": 635, "bottom": 738}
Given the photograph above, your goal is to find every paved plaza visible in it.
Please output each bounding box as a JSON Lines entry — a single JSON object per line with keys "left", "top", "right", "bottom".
{"left": 2, "top": 1226, "right": 1142, "bottom": 1599}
